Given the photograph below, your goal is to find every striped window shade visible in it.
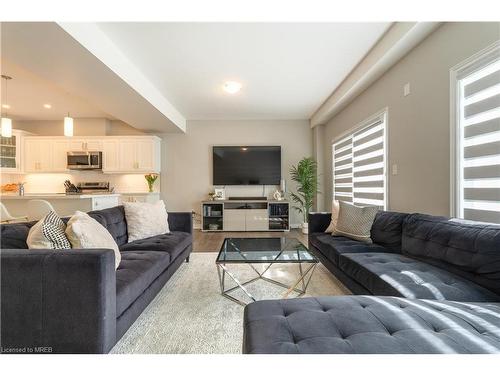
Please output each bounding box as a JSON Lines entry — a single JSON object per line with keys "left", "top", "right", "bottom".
{"left": 457, "top": 54, "right": 500, "bottom": 223}
{"left": 332, "top": 112, "right": 387, "bottom": 209}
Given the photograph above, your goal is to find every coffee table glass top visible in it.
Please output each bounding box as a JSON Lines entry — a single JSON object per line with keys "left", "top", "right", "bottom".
{"left": 216, "top": 237, "right": 317, "bottom": 264}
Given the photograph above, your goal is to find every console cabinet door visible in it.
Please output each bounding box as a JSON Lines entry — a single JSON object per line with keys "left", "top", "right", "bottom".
{"left": 223, "top": 209, "right": 246, "bottom": 231}
{"left": 245, "top": 209, "right": 269, "bottom": 231}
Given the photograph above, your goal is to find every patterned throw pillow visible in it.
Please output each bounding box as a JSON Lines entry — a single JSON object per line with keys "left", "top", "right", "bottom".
{"left": 332, "top": 201, "right": 378, "bottom": 243}
{"left": 27, "top": 211, "right": 71, "bottom": 249}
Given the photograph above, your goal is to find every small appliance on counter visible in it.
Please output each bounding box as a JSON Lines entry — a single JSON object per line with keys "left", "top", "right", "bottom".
{"left": 76, "top": 181, "right": 114, "bottom": 194}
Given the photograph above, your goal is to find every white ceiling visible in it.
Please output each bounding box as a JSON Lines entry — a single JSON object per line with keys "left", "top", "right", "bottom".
{"left": 1, "top": 59, "right": 114, "bottom": 121}
{"left": 98, "top": 23, "right": 391, "bottom": 120}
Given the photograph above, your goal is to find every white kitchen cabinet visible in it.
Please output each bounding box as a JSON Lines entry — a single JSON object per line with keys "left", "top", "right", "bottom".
{"left": 116, "top": 136, "right": 160, "bottom": 173}
{"left": 118, "top": 139, "right": 138, "bottom": 171}
{"left": 22, "top": 135, "right": 160, "bottom": 174}
{"left": 69, "top": 139, "right": 102, "bottom": 151}
{"left": 120, "top": 193, "right": 160, "bottom": 204}
{"left": 91, "top": 195, "right": 120, "bottom": 211}
{"left": 102, "top": 139, "right": 120, "bottom": 172}
{"left": 0, "top": 130, "right": 23, "bottom": 174}
{"left": 51, "top": 139, "right": 70, "bottom": 172}
{"left": 24, "top": 138, "right": 53, "bottom": 173}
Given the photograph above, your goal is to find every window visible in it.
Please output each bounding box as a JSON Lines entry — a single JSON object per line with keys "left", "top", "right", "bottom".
{"left": 332, "top": 110, "right": 387, "bottom": 209}
{"left": 452, "top": 42, "right": 500, "bottom": 223}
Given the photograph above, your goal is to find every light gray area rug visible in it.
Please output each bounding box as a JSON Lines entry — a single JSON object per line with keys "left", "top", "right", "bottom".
{"left": 111, "top": 252, "right": 350, "bottom": 354}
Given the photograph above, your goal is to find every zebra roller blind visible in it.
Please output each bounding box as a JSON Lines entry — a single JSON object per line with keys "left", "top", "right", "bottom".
{"left": 332, "top": 112, "right": 387, "bottom": 209}
{"left": 456, "top": 51, "right": 500, "bottom": 223}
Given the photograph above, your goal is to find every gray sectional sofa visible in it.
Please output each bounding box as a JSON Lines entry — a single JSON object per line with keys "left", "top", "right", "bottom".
{"left": 0, "top": 205, "right": 192, "bottom": 353}
{"left": 243, "top": 211, "right": 500, "bottom": 354}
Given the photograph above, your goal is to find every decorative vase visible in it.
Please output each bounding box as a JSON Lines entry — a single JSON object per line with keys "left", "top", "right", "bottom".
{"left": 302, "top": 222, "right": 309, "bottom": 234}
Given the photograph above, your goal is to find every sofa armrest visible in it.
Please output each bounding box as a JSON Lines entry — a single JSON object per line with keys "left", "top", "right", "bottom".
{"left": 0, "top": 248, "right": 116, "bottom": 353}
{"left": 308, "top": 212, "right": 332, "bottom": 233}
{"left": 168, "top": 212, "right": 193, "bottom": 234}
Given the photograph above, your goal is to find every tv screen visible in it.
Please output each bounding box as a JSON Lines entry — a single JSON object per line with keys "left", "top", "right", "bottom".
{"left": 213, "top": 146, "right": 281, "bottom": 185}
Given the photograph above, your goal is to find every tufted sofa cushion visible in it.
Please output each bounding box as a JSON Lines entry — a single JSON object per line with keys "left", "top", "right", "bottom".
{"left": 119, "top": 231, "right": 192, "bottom": 261}
{"left": 88, "top": 206, "right": 128, "bottom": 246}
{"left": 370, "top": 211, "right": 409, "bottom": 252}
{"left": 0, "top": 221, "right": 36, "bottom": 249}
{"left": 116, "top": 251, "right": 171, "bottom": 317}
{"left": 243, "top": 296, "right": 500, "bottom": 354}
{"left": 402, "top": 214, "right": 500, "bottom": 295}
{"left": 339, "top": 252, "right": 500, "bottom": 302}
{"left": 309, "top": 233, "right": 387, "bottom": 265}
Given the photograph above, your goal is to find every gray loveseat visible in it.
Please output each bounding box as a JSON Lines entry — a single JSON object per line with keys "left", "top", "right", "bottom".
{"left": 243, "top": 211, "right": 500, "bottom": 354}
{"left": 0, "top": 205, "right": 192, "bottom": 353}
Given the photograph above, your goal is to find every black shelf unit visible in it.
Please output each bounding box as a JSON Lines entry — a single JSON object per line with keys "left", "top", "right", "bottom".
{"left": 268, "top": 202, "right": 289, "bottom": 231}
{"left": 202, "top": 202, "right": 224, "bottom": 231}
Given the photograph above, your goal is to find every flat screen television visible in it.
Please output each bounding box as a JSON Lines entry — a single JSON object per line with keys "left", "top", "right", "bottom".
{"left": 213, "top": 146, "right": 281, "bottom": 185}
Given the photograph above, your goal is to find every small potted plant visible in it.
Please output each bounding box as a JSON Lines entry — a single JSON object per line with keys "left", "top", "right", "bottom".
{"left": 144, "top": 173, "right": 159, "bottom": 193}
{"left": 290, "top": 157, "right": 319, "bottom": 234}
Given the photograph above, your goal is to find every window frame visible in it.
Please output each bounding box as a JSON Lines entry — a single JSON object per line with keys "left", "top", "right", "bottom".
{"left": 450, "top": 41, "right": 500, "bottom": 219}
{"left": 331, "top": 107, "right": 389, "bottom": 210}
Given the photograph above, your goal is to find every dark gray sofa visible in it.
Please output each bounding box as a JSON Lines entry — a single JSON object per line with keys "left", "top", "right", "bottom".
{"left": 243, "top": 211, "right": 500, "bottom": 354}
{"left": 0, "top": 205, "right": 192, "bottom": 354}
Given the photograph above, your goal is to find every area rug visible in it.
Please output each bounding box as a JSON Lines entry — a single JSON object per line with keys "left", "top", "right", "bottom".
{"left": 111, "top": 252, "right": 351, "bottom": 354}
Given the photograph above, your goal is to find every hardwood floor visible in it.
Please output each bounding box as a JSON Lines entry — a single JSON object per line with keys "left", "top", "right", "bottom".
{"left": 193, "top": 228, "right": 308, "bottom": 252}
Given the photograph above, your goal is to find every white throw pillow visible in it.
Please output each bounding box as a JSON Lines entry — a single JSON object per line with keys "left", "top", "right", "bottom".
{"left": 325, "top": 200, "right": 340, "bottom": 233}
{"left": 65, "top": 211, "right": 121, "bottom": 269}
{"left": 332, "top": 201, "right": 379, "bottom": 243}
{"left": 27, "top": 211, "right": 72, "bottom": 249}
{"left": 123, "top": 200, "right": 170, "bottom": 243}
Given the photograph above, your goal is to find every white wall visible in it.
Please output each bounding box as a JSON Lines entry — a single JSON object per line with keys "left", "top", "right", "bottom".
{"left": 320, "top": 22, "right": 500, "bottom": 216}
{"left": 160, "top": 120, "right": 312, "bottom": 226}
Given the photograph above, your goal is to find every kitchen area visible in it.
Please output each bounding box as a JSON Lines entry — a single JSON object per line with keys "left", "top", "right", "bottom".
{"left": 1, "top": 130, "right": 162, "bottom": 219}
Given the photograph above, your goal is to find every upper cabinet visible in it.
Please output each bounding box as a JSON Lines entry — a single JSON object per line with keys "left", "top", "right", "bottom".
{"left": 0, "top": 130, "right": 23, "bottom": 174}
{"left": 110, "top": 136, "right": 161, "bottom": 173}
{"left": 23, "top": 135, "right": 161, "bottom": 174}
{"left": 24, "top": 137, "right": 53, "bottom": 173}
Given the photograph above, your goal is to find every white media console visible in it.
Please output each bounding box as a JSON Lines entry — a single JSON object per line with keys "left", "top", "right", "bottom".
{"left": 201, "top": 199, "right": 290, "bottom": 232}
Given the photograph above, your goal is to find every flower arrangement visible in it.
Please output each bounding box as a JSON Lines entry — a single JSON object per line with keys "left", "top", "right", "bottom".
{"left": 145, "top": 174, "right": 159, "bottom": 192}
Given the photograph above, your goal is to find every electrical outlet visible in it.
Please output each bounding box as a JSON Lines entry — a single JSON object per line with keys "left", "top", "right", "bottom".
{"left": 392, "top": 164, "right": 398, "bottom": 175}
{"left": 403, "top": 83, "right": 410, "bottom": 97}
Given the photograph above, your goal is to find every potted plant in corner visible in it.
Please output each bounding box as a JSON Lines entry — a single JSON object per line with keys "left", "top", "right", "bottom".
{"left": 290, "top": 157, "right": 319, "bottom": 234}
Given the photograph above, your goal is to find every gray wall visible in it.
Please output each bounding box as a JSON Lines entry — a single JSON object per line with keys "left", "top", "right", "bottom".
{"left": 160, "top": 119, "right": 312, "bottom": 226}
{"left": 320, "top": 22, "right": 500, "bottom": 216}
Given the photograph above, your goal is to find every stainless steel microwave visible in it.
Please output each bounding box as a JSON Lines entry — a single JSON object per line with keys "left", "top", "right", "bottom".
{"left": 67, "top": 151, "right": 102, "bottom": 170}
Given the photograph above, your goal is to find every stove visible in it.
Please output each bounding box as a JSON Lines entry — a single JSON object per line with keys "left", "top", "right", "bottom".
{"left": 76, "top": 182, "right": 113, "bottom": 194}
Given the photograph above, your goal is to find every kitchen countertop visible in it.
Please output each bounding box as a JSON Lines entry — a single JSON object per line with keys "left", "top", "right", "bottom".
{"left": 0, "top": 193, "right": 121, "bottom": 200}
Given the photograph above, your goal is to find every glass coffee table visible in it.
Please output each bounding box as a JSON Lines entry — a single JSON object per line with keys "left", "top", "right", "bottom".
{"left": 215, "top": 237, "right": 319, "bottom": 306}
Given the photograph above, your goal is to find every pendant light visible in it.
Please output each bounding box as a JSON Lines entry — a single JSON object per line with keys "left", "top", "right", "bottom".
{"left": 64, "top": 113, "right": 74, "bottom": 137}
{"left": 1, "top": 75, "right": 13, "bottom": 138}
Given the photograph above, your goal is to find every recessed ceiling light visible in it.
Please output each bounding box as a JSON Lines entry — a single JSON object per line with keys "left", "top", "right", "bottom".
{"left": 223, "top": 81, "right": 242, "bottom": 94}
{"left": 43, "top": 104, "right": 52, "bottom": 109}
{"left": 1, "top": 104, "right": 10, "bottom": 109}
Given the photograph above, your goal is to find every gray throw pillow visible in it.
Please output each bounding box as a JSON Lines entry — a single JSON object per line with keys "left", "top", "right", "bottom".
{"left": 332, "top": 201, "right": 378, "bottom": 243}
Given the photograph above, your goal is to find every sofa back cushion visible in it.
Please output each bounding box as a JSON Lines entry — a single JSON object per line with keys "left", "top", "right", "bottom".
{"left": 402, "top": 213, "right": 500, "bottom": 295}
{"left": 0, "top": 221, "right": 36, "bottom": 249}
{"left": 87, "top": 206, "right": 128, "bottom": 246}
{"left": 370, "top": 211, "right": 409, "bottom": 253}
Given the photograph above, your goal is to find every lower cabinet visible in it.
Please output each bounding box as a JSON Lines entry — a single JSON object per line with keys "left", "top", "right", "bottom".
{"left": 245, "top": 209, "right": 269, "bottom": 231}
{"left": 120, "top": 193, "right": 161, "bottom": 204}
{"left": 91, "top": 196, "right": 120, "bottom": 211}
{"left": 223, "top": 209, "right": 247, "bottom": 231}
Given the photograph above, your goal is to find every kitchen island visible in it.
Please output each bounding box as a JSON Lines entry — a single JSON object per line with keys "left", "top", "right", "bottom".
{"left": 0, "top": 193, "right": 121, "bottom": 219}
